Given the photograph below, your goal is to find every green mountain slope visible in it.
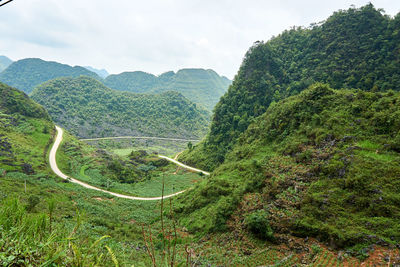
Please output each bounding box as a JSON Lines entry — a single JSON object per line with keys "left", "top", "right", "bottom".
{"left": 175, "top": 84, "right": 400, "bottom": 249}
{"left": 31, "top": 76, "right": 210, "bottom": 139}
{"left": 0, "top": 82, "right": 52, "bottom": 173}
{"left": 104, "top": 68, "right": 231, "bottom": 110}
{"left": 0, "top": 58, "right": 101, "bottom": 94}
{"left": 180, "top": 4, "right": 400, "bottom": 171}
{"left": 0, "top": 55, "right": 13, "bottom": 72}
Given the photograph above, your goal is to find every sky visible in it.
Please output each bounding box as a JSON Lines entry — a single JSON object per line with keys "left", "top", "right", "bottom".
{"left": 0, "top": 0, "right": 399, "bottom": 79}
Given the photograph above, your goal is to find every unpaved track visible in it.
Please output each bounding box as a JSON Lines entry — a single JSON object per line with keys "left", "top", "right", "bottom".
{"left": 80, "top": 136, "right": 200, "bottom": 142}
{"left": 158, "top": 155, "right": 210, "bottom": 175}
{"left": 49, "top": 126, "right": 209, "bottom": 201}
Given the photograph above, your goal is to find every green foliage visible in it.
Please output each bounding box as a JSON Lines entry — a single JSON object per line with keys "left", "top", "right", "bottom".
{"left": 0, "top": 198, "right": 115, "bottom": 266}
{"left": 56, "top": 129, "right": 203, "bottom": 197}
{"left": 0, "top": 58, "right": 101, "bottom": 94}
{"left": 0, "top": 83, "right": 54, "bottom": 173}
{"left": 31, "top": 76, "right": 210, "bottom": 139}
{"left": 176, "top": 84, "right": 400, "bottom": 250}
{"left": 0, "top": 82, "right": 49, "bottom": 119}
{"left": 245, "top": 210, "right": 274, "bottom": 240}
{"left": 105, "top": 68, "right": 231, "bottom": 110}
{"left": 183, "top": 4, "right": 400, "bottom": 171}
{"left": 187, "top": 141, "right": 193, "bottom": 151}
{"left": 0, "top": 82, "right": 200, "bottom": 266}
{"left": 26, "top": 195, "right": 40, "bottom": 212}
{"left": 104, "top": 71, "right": 159, "bottom": 93}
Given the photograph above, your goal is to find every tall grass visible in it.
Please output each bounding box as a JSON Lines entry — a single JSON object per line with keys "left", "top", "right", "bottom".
{"left": 0, "top": 198, "right": 117, "bottom": 266}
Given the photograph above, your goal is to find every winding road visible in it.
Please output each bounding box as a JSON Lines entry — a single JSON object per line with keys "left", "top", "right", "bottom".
{"left": 79, "top": 136, "right": 200, "bottom": 142}
{"left": 49, "top": 126, "right": 209, "bottom": 201}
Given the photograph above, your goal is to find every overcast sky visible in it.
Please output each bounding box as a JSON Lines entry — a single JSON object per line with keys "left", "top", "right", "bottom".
{"left": 1, "top": 0, "right": 399, "bottom": 79}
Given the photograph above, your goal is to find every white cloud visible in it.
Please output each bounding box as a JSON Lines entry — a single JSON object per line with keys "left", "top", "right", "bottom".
{"left": 0, "top": 0, "right": 399, "bottom": 79}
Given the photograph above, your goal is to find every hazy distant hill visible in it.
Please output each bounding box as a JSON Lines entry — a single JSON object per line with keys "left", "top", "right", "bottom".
{"left": 104, "top": 68, "right": 231, "bottom": 110}
{"left": 0, "top": 55, "right": 13, "bottom": 72}
{"left": 153, "top": 69, "right": 231, "bottom": 111}
{"left": 31, "top": 76, "right": 210, "bottom": 139}
{"left": 0, "top": 58, "right": 101, "bottom": 94}
{"left": 104, "top": 71, "right": 159, "bottom": 94}
{"left": 84, "top": 66, "right": 109, "bottom": 78}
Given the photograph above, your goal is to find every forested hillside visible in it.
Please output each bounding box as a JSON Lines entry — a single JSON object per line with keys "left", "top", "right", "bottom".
{"left": 0, "top": 58, "right": 101, "bottom": 94}
{"left": 31, "top": 76, "right": 210, "bottom": 139}
{"left": 0, "top": 82, "right": 52, "bottom": 173}
{"left": 180, "top": 4, "right": 400, "bottom": 171}
{"left": 104, "top": 68, "right": 231, "bottom": 110}
{"left": 175, "top": 84, "right": 400, "bottom": 251}
{"left": 0, "top": 55, "right": 12, "bottom": 72}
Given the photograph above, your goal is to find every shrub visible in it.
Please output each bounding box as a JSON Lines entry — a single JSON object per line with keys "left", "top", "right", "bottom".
{"left": 245, "top": 209, "right": 274, "bottom": 240}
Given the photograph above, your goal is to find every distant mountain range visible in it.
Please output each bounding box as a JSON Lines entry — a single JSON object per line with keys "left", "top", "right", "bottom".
{"left": 105, "top": 69, "right": 231, "bottom": 110}
{"left": 84, "top": 66, "right": 109, "bottom": 78}
{"left": 0, "top": 55, "right": 12, "bottom": 72}
{"left": 0, "top": 56, "right": 230, "bottom": 110}
{"left": 0, "top": 58, "right": 101, "bottom": 94}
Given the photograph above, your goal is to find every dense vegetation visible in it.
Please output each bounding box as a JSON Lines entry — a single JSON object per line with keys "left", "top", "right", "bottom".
{"left": 0, "top": 56, "right": 230, "bottom": 110}
{"left": 2, "top": 4, "right": 400, "bottom": 265}
{"left": 0, "top": 55, "right": 12, "bottom": 72}
{"left": 0, "top": 82, "right": 52, "bottom": 173}
{"left": 0, "top": 82, "right": 201, "bottom": 266}
{"left": 0, "top": 82, "right": 49, "bottom": 120}
{"left": 105, "top": 68, "right": 231, "bottom": 110}
{"left": 31, "top": 76, "right": 210, "bottom": 139}
{"left": 175, "top": 84, "right": 400, "bottom": 252}
{"left": 180, "top": 4, "right": 400, "bottom": 171}
{"left": 104, "top": 71, "right": 159, "bottom": 94}
{"left": 0, "top": 58, "right": 101, "bottom": 94}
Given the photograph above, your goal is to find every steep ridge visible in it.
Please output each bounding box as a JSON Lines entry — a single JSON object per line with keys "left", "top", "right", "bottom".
{"left": 0, "top": 58, "right": 101, "bottom": 94}
{"left": 0, "top": 82, "right": 52, "bottom": 173}
{"left": 175, "top": 84, "right": 400, "bottom": 249}
{"left": 179, "top": 4, "right": 400, "bottom": 171}
{"left": 31, "top": 76, "right": 210, "bottom": 139}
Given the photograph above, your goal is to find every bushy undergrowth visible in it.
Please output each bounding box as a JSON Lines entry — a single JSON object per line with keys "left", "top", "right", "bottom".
{"left": 175, "top": 84, "right": 400, "bottom": 250}
{"left": 181, "top": 5, "right": 400, "bottom": 171}
{"left": 0, "top": 197, "right": 117, "bottom": 266}
{"left": 245, "top": 210, "right": 274, "bottom": 240}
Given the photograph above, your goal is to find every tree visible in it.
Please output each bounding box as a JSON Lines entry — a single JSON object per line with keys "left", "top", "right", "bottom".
{"left": 187, "top": 142, "right": 193, "bottom": 151}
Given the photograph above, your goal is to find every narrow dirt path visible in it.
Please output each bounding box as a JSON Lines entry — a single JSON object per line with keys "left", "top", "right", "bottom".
{"left": 158, "top": 155, "right": 210, "bottom": 175}
{"left": 79, "top": 136, "right": 200, "bottom": 142}
{"left": 49, "top": 126, "right": 209, "bottom": 201}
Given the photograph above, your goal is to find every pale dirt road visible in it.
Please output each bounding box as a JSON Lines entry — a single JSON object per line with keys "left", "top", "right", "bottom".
{"left": 80, "top": 136, "right": 200, "bottom": 142}
{"left": 49, "top": 126, "right": 209, "bottom": 201}
{"left": 158, "top": 155, "right": 210, "bottom": 176}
